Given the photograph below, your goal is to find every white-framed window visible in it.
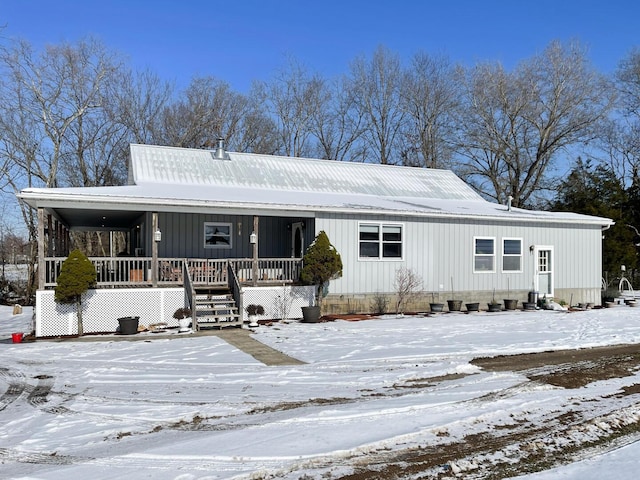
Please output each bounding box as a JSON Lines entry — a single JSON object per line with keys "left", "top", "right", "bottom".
{"left": 474, "top": 237, "right": 495, "bottom": 272}
{"left": 502, "top": 238, "right": 523, "bottom": 272}
{"left": 204, "top": 222, "right": 232, "bottom": 249}
{"left": 359, "top": 222, "right": 403, "bottom": 260}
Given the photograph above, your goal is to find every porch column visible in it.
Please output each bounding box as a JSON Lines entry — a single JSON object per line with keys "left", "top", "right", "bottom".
{"left": 252, "top": 216, "right": 259, "bottom": 287}
{"left": 37, "top": 208, "right": 45, "bottom": 290}
{"left": 151, "top": 212, "right": 158, "bottom": 287}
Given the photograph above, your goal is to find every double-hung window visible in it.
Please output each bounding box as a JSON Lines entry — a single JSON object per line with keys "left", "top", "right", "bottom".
{"left": 502, "top": 238, "right": 522, "bottom": 272}
{"left": 204, "top": 222, "right": 232, "bottom": 249}
{"left": 473, "top": 237, "right": 495, "bottom": 272}
{"left": 359, "top": 223, "right": 403, "bottom": 260}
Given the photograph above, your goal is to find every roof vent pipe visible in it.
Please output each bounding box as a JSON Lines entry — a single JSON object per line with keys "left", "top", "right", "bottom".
{"left": 213, "top": 138, "right": 230, "bottom": 160}
{"left": 507, "top": 195, "right": 513, "bottom": 211}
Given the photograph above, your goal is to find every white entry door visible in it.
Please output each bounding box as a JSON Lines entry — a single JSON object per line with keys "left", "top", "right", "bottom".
{"left": 535, "top": 246, "right": 554, "bottom": 297}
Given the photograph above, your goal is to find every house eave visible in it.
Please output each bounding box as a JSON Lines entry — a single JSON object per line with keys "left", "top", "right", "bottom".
{"left": 18, "top": 189, "right": 612, "bottom": 227}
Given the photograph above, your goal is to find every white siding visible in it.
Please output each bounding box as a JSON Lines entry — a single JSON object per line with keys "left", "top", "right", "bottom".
{"left": 316, "top": 214, "right": 603, "bottom": 298}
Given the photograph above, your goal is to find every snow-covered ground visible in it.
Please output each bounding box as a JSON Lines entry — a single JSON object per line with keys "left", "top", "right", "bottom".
{"left": 2, "top": 304, "right": 640, "bottom": 479}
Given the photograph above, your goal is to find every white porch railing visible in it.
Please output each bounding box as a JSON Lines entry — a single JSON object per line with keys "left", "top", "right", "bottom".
{"left": 43, "top": 257, "right": 302, "bottom": 288}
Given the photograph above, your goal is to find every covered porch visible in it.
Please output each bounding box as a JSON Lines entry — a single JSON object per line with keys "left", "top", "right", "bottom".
{"left": 36, "top": 208, "right": 313, "bottom": 291}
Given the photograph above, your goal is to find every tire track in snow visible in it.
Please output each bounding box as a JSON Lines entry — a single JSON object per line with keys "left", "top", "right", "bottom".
{"left": 0, "top": 367, "right": 27, "bottom": 411}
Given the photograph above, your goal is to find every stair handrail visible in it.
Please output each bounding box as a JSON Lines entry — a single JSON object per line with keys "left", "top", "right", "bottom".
{"left": 183, "top": 260, "right": 197, "bottom": 331}
{"left": 228, "top": 262, "right": 242, "bottom": 321}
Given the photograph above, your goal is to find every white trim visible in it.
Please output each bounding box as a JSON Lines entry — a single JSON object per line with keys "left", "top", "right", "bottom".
{"left": 501, "top": 237, "right": 523, "bottom": 273}
{"left": 473, "top": 236, "right": 496, "bottom": 273}
{"left": 534, "top": 245, "right": 554, "bottom": 298}
{"left": 358, "top": 221, "right": 405, "bottom": 261}
{"left": 17, "top": 190, "right": 612, "bottom": 226}
{"left": 204, "top": 222, "right": 233, "bottom": 249}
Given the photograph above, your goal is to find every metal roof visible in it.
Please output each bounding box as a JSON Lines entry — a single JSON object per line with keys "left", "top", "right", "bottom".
{"left": 129, "top": 144, "right": 484, "bottom": 201}
{"left": 18, "top": 143, "right": 614, "bottom": 228}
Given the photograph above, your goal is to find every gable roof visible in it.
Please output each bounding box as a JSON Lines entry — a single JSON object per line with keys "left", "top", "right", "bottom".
{"left": 19, "top": 144, "right": 613, "bottom": 227}
{"left": 128, "top": 144, "right": 483, "bottom": 201}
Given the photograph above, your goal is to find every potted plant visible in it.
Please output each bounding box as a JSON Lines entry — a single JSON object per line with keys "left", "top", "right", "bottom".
{"left": 487, "top": 289, "right": 502, "bottom": 312}
{"left": 54, "top": 249, "right": 97, "bottom": 336}
{"left": 430, "top": 292, "right": 444, "bottom": 313}
{"left": 446, "top": 277, "right": 462, "bottom": 312}
{"left": 300, "top": 231, "right": 343, "bottom": 323}
{"left": 173, "top": 307, "right": 192, "bottom": 333}
{"left": 503, "top": 278, "right": 518, "bottom": 310}
{"left": 465, "top": 301, "right": 480, "bottom": 312}
{"left": 246, "top": 304, "right": 264, "bottom": 327}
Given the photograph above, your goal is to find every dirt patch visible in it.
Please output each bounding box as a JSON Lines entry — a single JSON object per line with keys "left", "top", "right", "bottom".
{"left": 331, "top": 344, "right": 640, "bottom": 479}
{"left": 472, "top": 343, "right": 640, "bottom": 388}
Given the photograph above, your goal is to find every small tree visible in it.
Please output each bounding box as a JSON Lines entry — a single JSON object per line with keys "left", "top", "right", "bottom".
{"left": 394, "top": 267, "right": 422, "bottom": 314}
{"left": 300, "top": 231, "right": 343, "bottom": 309}
{"left": 54, "top": 249, "right": 96, "bottom": 336}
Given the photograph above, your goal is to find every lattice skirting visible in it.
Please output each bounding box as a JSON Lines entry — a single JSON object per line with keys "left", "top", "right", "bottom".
{"left": 35, "top": 288, "right": 184, "bottom": 337}
{"left": 240, "top": 285, "right": 315, "bottom": 322}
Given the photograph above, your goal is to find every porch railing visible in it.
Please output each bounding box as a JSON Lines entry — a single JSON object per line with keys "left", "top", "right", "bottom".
{"left": 43, "top": 257, "right": 302, "bottom": 288}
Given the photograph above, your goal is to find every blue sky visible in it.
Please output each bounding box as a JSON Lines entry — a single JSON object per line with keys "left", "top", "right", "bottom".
{"left": 2, "top": 0, "right": 639, "bottom": 92}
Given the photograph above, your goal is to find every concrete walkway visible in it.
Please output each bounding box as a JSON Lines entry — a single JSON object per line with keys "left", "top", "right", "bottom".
{"left": 214, "top": 328, "right": 306, "bottom": 366}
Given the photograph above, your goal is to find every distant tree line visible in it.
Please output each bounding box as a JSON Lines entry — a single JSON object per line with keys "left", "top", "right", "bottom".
{"left": 1, "top": 36, "right": 639, "bottom": 298}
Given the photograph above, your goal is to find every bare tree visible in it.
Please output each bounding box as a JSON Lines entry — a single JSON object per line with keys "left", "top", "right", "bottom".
{"left": 400, "top": 52, "right": 460, "bottom": 168}
{"left": 349, "top": 45, "right": 405, "bottom": 165}
{"left": 457, "top": 41, "right": 614, "bottom": 207}
{"left": 0, "top": 37, "right": 122, "bottom": 296}
{"left": 156, "top": 76, "right": 251, "bottom": 149}
{"left": 605, "top": 48, "right": 640, "bottom": 182}
{"left": 310, "top": 75, "right": 366, "bottom": 161}
{"left": 394, "top": 267, "right": 422, "bottom": 314}
{"left": 107, "top": 68, "right": 173, "bottom": 145}
{"left": 257, "top": 58, "right": 325, "bottom": 157}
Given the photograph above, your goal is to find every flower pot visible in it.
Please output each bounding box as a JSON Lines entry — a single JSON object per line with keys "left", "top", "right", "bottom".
{"left": 117, "top": 316, "right": 140, "bottom": 335}
{"left": 465, "top": 302, "right": 480, "bottom": 312}
{"left": 11, "top": 332, "right": 23, "bottom": 343}
{"left": 487, "top": 303, "right": 502, "bottom": 312}
{"left": 301, "top": 306, "right": 321, "bottom": 323}
{"left": 503, "top": 299, "right": 518, "bottom": 311}
{"left": 177, "top": 317, "right": 191, "bottom": 333}
{"left": 447, "top": 300, "right": 463, "bottom": 312}
{"left": 248, "top": 315, "right": 259, "bottom": 327}
{"left": 430, "top": 303, "right": 444, "bottom": 313}
{"left": 523, "top": 302, "right": 536, "bottom": 310}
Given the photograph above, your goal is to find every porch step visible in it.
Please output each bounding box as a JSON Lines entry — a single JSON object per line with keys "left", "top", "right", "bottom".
{"left": 194, "top": 293, "right": 242, "bottom": 330}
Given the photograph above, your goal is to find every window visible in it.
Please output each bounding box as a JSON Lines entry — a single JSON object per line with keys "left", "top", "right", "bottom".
{"left": 204, "top": 222, "right": 232, "bottom": 249}
{"left": 359, "top": 223, "right": 403, "bottom": 259}
{"left": 474, "top": 237, "right": 495, "bottom": 272}
{"left": 502, "top": 238, "right": 522, "bottom": 272}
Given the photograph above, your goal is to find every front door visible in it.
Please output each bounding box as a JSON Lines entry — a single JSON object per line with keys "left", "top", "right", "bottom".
{"left": 291, "top": 222, "right": 304, "bottom": 258}
{"left": 535, "top": 246, "right": 554, "bottom": 298}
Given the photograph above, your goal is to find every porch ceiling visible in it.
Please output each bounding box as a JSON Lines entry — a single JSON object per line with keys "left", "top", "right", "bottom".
{"left": 53, "top": 207, "right": 144, "bottom": 230}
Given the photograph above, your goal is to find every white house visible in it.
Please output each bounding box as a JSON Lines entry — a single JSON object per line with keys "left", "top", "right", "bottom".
{"left": 19, "top": 141, "right": 613, "bottom": 336}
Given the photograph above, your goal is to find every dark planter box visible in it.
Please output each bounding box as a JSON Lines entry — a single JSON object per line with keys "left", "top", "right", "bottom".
{"left": 447, "top": 300, "right": 463, "bottom": 312}
{"left": 487, "top": 303, "right": 502, "bottom": 312}
{"left": 503, "top": 299, "right": 518, "bottom": 310}
{"left": 117, "top": 316, "right": 140, "bottom": 335}
{"left": 301, "top": 306, "right": 321, "bottom": 323}
{"left": 430, "top": 303, "right": 445, "bottom": 313}
{"left": 465, "top": 302, "right": 480, "bottom": 312}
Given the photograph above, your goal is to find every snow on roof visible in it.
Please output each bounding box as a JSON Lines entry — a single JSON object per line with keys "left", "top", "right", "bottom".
{"left": 18, "top": 144, "right": 613, "bottom": 226}
{"left": 129, "top": 144, "right": 484, "bottom": 201}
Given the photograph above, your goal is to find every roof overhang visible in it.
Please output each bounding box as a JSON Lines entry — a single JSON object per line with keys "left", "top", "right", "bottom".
{"left": 18, "top": 183, "right": 614, "bottom": 229}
